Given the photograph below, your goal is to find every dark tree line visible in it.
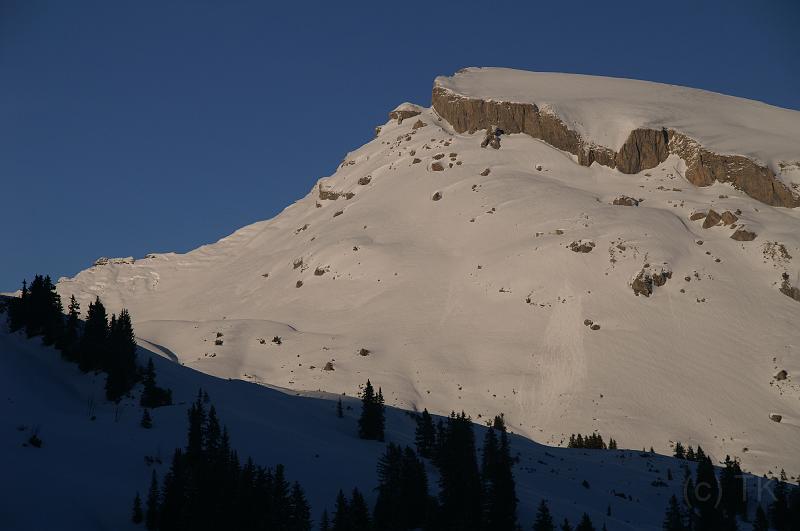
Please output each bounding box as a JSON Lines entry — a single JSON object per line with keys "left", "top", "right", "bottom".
{"left": 532, "top": 499, "right": 600, "bottom": 531}
{"left": 662, "top": 449, "right": 800, "bottom": 531}
{"left": 567, "top": 433, "right": 617, "bottom": 450}
{"left": 134, "top": 391, "right": 312, "bottom": 531}
{"left": 6, "top": 275, "right": 171, "bottom": 403}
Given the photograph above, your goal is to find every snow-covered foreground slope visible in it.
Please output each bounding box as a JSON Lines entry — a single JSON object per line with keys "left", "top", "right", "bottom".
{"left": 1, "top": 319, "right": 719, "bottom": 530}
{"left": 57, "top": 74, "right": 800, "bottom": 481}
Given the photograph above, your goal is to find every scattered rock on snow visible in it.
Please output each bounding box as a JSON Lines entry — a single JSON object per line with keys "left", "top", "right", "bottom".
{"left": 480, "top": 126, "right": 502, "bottom": 149}
{"left": 720, "top": 211, "right": 739, "bottom": 225}
{"left": 358, "top": 175, "right": 372, "bottom": 185}
{"left": 612, "top": 196, "right": 640, "bottom": 206}
{"left": 689, "top": 211, "right": 707, "bottom": 221}
{"left": 568, "top": 240, "right": 596, "bottom": 253}
{"left": 480, "top": 168, "right": 491, "bottom": 176}
{"left": 431, "top": 191, "right": 442, "bottom": 201}
{"left": 358, "top": 348, "right": 370, "bottom": 357}
{"left": 431, "top": 162, "right": 445, "bottom": 171}
{"left": 590, "top": 324, "right": 601, "bottom": 331}
{"left": 769, "top": 413, "right": 782, "bottom": 423}
{"left": 583, "top": 319, "right": 593, "bottom": 326}
{"left": 323, "top": 361, "right": 335, "bottom": 371}
{"left": 731, "top": 228, "right": 757, "bottom": 241}
{"left": 702, "top": 209, "right": 722, "bottom": 228}
{"left": 774, "top": 369, "right": 788, "bottom": 381}
{"left": 412, "top": 119, "right": 427, "bottom": 130}
{"left": 779, "top": 272, "right": 800, "bottom": 302}
{"left": 631, "top": 263, "right": 673, "bottom": 297}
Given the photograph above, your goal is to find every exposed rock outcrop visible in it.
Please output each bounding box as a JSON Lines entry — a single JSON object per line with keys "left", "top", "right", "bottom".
{"left": 431, "top": 84, "right": 800, "bottom": 207}
{"left": 389, "top": 103, "right": 422, "bottom": 124}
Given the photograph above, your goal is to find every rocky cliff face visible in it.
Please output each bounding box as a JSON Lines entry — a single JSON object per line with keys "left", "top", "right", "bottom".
{"left": 431, "top": 85, "right": 800, "bottom": 208}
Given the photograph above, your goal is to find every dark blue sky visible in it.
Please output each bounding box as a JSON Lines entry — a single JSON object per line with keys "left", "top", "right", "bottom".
{"left": 1, "top": 0, "right": 798, "bottom": 291}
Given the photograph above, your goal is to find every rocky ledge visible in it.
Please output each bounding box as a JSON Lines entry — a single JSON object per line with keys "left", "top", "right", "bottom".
{"left": 431, "top": 82, "right": 799, "bottom": 208}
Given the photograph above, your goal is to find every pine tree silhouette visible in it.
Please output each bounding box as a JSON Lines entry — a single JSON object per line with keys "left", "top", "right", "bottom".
{"left": 533, "top": 499, "right": 555, "bottom": 531}
{"left": 131, "top": 492, "right": 143, "bottom": 524}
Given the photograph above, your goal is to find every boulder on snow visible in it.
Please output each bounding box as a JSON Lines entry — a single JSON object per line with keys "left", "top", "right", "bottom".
{"left": 720, "top": 211, "right": 739, "bottom": 225}
{"left": 774, "top": 369, "right": 788, "bottom": 381}
{"left": 702, "top": 209, "right": 722, "bottom": 228}
{"left": 480, "top": 126, "right": 502, "bottom": 149}
{"left": 480, "top": 168, "right": 491, "bottom": 176}
{"left": 431, "top": 191, "right": 442, "bottom": 201}
{"left": 731, "top": 228, "right": 757, "bottom": 241}
{"left": 431, "top": 162, "right": 445, "bottom": 171}
{"left": 568, "top": 240, "right": 596, "bottom": 253}
{"left": 779, "top": 273, "right": 800, "bottom": 302}
{"left": 358, "top": 175, "right": 372, "bottom": 185}
{"left": 612, "top": 196, "right": 640, "bottom": 207}
{"left": 412, "top": 119, "right": 427, "bottom": 130}
{"left": 769, "top": 413, "right": 782, "bottom": 423}
{"left": 631, "top": 263, "right": 672, "bottom": 297}
{"left": 689, "top": 211, "right": 707, "bottom": 221}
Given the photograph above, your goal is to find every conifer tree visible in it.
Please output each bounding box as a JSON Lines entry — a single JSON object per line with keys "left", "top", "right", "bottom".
{"left": 332, "top": 490, "right": 349, "bottom": 531}
{"left": 752, "top": 506, "right": 768, "bottom": 531}
{"left": 533, "top": 499, "right": 555, "bottom": 531}
{"left": 662, "top": 494, "right": 686, "bottom": 531}
{"left": 481, "top": 415, "right": 517, "bottom": 530}
{"left": 105, "top": 308, "right": 138, "bottom": 401}
{"left": 415, "top": 408, "right": 436, "bottom": 459}
{"left": 145, "top": 471, "right": 159, "bottom": 530}
{"left": 141, "top": 409, "right": 153, "bottom": 429}
{"left": 140, "top": 357, "right": 172, "bottom": 408}
{"left": 561, "top": 518, "right": 573, "bottom": 531}
{"left": 349, "top": 488, "right": 371, "bottom": 531}
{"left": 132, "top": 492, "right": 143, "bottom": 524}
{"left": 358, "top": 379, "right": 385, "bottom": 441}
{"left": 575, "top": 513, "right": 596, "bottom": 531}
{"left": 674, "top": 442, "right": 685, "bottom": 459}
{"left": 79, "top": 296, "right": 108, "bottom": 372}
{"left": 288, "top": 481, "right": 312, "bottom": 531}
{"left": 374, "top": 443, "right": 430, "bottom": 530}
{"left": 770, "top": 478, "right": 789, "bottom": 531}
{"left": 319, "top": 510, "right": 331, "bottom": 531}
{"left": 60, "top": 295, "right": 81, "bottom": 360}
{"left": 694, "top": 454, "right": 722, "bottom": 530}
{"left": 437, "top": 411, "right": 482, "bottom": 530}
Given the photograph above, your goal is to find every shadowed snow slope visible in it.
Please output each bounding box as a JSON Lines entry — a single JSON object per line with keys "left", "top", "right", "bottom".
{"left": 57, "top": 72, "right": 800, "bottom": 481}
{"left": 1, "top": 320, "right": 724, "bottom": 531}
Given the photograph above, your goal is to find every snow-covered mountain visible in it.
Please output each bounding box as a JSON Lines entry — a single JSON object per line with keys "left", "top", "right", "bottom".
{"left": 57, "top": 68, "right": 800, "bottom": 481}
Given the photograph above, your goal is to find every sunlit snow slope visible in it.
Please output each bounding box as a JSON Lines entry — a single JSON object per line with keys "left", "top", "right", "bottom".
{"left": 58, "top": 70, "right": 800, "bottom": 479}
